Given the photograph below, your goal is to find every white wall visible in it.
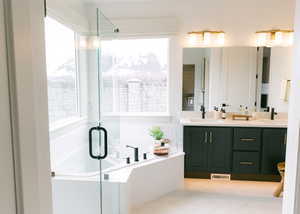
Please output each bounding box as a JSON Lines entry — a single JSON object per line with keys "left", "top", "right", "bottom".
{"left": 47, "top": 0, "right": 89, "bottom": 32}
{"left": 269, "top": 47, "right": 293, "bottom": 112}
{"left": 283, "top": 0, "right": 300, "bottom": 213}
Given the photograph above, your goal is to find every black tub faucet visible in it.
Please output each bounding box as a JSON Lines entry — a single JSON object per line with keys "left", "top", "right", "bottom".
{"left": 271, "top": 107, "right": 277, "bottom": 120}
{"left": 126, "top": 145, "right": 139, "bottom": 162}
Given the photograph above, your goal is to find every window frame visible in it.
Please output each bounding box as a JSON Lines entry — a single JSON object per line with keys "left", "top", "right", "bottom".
{"left": 100, "top": 36, "right": 171, "bottom": 117}
{"left": 45, "top": 16, "right": 83, "bottom": 130}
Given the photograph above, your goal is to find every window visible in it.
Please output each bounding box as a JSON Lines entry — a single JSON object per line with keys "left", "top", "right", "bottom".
{"left": 45, "top": 17, "right": 79, "bottom": 124}
{"left": 101, "top": 38, "right": 169, "bottom": 114}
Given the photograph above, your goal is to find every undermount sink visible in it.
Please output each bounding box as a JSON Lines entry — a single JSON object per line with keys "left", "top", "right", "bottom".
{"left": 189, "top": 118, "right": 225, "bottom": 123}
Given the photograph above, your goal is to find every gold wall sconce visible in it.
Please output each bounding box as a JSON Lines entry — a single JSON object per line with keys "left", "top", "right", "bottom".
{"left": 187, "top": 31, "right": 225, "bottom": 47}
{"left": 256, "top": 29, "right": 294, "bottom": 47}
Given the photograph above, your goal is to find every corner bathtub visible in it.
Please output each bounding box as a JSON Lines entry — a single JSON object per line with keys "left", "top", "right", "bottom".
{"left": 52, "top": 152, "right": 185, "bottom": 214}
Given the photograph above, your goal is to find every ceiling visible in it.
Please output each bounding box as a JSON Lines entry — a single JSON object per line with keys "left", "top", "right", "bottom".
{"left": 58, "top": 0, "right": 296, "bottom": 45}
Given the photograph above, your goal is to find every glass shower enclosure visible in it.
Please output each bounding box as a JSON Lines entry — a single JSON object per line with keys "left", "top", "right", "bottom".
{"left": 49, "top": 9, "right": 121, "bottom": 214}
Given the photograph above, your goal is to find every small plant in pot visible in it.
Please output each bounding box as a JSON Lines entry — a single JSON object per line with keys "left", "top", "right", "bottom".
{"left": 149, "top": 126, "right": 170, "bottom": 156}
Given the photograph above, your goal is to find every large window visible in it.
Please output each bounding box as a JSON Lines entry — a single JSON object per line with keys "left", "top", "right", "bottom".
{"left": 45, "top": 17, "right": 79, "bottom": 124}
{"left": 101, "top": 38, "right": 169, "bottom": 114}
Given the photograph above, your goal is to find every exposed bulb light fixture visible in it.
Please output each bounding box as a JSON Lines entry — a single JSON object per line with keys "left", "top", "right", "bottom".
{"left": 256, "top": 30, "right": 294, "bottom": 47}
{"left": 187, "top": 31, "right": 225, "bottom": 47}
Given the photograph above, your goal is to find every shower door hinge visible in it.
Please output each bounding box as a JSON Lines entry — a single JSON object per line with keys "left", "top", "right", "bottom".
{"left": 44, "top": 0, "right": 47, "bottom": 17}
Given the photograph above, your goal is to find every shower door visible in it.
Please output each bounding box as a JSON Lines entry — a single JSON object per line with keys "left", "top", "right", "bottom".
{"left": 88, "top": 8, "right": 121, "bottom": 214}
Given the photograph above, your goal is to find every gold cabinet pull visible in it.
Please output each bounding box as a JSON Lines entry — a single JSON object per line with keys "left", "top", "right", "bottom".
{"left": 205, "top": 132, "right": 208, "bottom": 143}
{"left": 284, "top": 133, "right": 287, "bottom": 145}
{"left": 240, "top": 138, "right": 256, "bottom": 142}
{"left": 209, "top": 131, "right": 213, "bottom": 143}
{"left": 240, "top": 161, "right": 254, "bottom": 165}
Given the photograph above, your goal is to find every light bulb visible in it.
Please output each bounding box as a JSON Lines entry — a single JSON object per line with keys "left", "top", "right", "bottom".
{"left": 274, "top": 32, "right": 283, "bottom": 45}
{"left": 287, "top": 32, "right": 294, "bottom": 46}
{"left": 188, "top": 33, "right": 198, "bottom": 46}
{"left": 203, "top": 32, "right": 211, "bottom": 45}
{"left": 217, "top": 33, "right": 225, "bottom": 45}
{"left": 256, "top": 32, "right": 267, "bottom": 46}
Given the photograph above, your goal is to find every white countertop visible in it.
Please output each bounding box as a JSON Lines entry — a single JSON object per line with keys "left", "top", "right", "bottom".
{"left": 180, "top": 118, "right": 288, "bottom": 128}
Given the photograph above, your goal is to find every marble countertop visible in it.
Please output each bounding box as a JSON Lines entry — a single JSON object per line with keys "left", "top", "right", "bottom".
{"left": 180, "top": 118, "right": 288, "bottom": 128}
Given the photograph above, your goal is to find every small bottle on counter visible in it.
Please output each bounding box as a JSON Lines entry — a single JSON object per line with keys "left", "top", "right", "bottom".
{"left": 245, "top": 106, "right": 249, "bottom": 115}
{"left": 221, "top": 108, "right": 226, "bottom": 119}
{"left": 213, "top": 106, "right": 220, "bottom": 120}
{"left": 239, "top": 105, "right": 243, "bottom": 114}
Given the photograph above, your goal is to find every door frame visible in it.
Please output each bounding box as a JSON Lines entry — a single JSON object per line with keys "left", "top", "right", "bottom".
{"left": 0, "top": 0, "right": 17, "bottom": 213}
{"left": 3, "top": 0, "right": 53, "bottom": 214}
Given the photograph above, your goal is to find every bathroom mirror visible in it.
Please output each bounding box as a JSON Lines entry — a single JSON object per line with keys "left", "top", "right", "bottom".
{"left": 182, "top": 47, "right": 293, "bottom": 113}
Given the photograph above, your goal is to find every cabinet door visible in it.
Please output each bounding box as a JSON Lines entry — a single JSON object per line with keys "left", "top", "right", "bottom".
{"left": 208, "top": 127, "right": 233, "bottom": 173}
{"left": 261, "top": 128, "right": 287, "bottom": 175}
{"left": 184, "top": 127, "right": 209, "bottom": 172}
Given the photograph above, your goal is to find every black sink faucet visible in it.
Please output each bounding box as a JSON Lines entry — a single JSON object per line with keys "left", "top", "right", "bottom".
{"left": 271, "top": 107, "right": 277, "bottom": 120}
{"left": 126, "top": 145, "right": 139, "bottom": 162}
{"left": 200, "top": 105, "right": 206, "bottom": 119}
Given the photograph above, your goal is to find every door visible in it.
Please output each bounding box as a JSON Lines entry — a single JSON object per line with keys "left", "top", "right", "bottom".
{"left": 47, "top": 8, "right": 120, "bottom": 214}
{"left": 261, "top": 128, "right": 287, "bottom": 174}
{"left": 96, "top": 9, "right": 121, "bottom": 214}
{"left": 0, "top": 0, "right": 17, "bottom": 212}
{"left": 184, "top": 127, "right": 209, "bottom": 172}
{"left": 208, "top": 127, "right": 233, "bottom": 173}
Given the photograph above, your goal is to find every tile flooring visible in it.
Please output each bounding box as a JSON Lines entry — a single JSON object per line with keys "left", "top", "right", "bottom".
{"left": 132, "top": 179, "right": 282, "bottom": 214}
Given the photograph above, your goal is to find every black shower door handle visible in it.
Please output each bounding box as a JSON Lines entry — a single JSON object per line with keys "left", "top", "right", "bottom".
{"left": 89, "top": 126, "right": 108, "bottom": 160}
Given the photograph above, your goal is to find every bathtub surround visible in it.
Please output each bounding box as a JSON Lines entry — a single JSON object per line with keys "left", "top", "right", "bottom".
{"left": 52, "top": 153, "right": 184, "bottom": 214}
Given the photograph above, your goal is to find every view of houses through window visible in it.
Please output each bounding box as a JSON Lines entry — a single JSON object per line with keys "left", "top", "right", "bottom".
{"left": 101, "top": 38, "right": 169, "bottom": 114}
{"left": 45, "top": 17, "right": 79, "bottom": 124}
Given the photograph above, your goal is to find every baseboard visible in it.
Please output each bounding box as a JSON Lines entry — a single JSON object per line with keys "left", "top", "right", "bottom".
{"left": 185, "top": 172, "right": 281, "bottom": 182}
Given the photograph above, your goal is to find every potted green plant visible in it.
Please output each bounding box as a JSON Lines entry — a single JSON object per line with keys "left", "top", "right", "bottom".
{"left": 149, "top": 126, "right": 164, "bottom": 141}
{"left": 149, "top": 126, "right": 169, "bottom": 156}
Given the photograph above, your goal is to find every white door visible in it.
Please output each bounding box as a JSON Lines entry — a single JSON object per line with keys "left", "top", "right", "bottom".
{"left": 0, "top": 0, "right": 17, "bottom": 213}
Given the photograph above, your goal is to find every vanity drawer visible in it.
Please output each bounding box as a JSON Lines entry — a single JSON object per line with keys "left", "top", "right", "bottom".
{"left": 232, "top": 152, "right": 260, "bottom": 174}
{"left": 233, "top": 128, "right": 261, "bottom": 151}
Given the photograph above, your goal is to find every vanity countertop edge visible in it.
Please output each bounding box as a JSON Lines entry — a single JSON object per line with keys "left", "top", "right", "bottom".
{"left": 180, "top": 119, "right": 288, "bottom": 128}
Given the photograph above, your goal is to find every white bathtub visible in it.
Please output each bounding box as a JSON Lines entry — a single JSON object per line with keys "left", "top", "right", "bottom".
{"left": 52, "top": 152, "right": 184, "bottom": 214}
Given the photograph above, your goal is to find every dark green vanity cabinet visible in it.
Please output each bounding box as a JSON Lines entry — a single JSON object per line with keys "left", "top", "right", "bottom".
{"left": 261, "top": 128, "right": 287, "bottom": 174}
{"left": 184, "top": 127, "right": 232, "bottom": 174}
{"left": 184, "top": 126, "right": 287, "bottom": 181}
{"left": 184, "top": 127, "right": 208, "bottom": 172}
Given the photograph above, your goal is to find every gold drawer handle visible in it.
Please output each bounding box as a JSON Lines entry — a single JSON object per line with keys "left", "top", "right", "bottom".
{"left": 240, "top": 161, "right": 254, "bottom": 165}
{"left": 240, "top": 138, "right": 256, "bottom": 142}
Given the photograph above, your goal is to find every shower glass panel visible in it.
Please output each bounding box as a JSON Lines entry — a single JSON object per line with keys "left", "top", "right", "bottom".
{"left": 47, "top": 8, "right": 120, "bottom": 214}
{"left": 96, "top": 8, "right": 121, "bottom": 214}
